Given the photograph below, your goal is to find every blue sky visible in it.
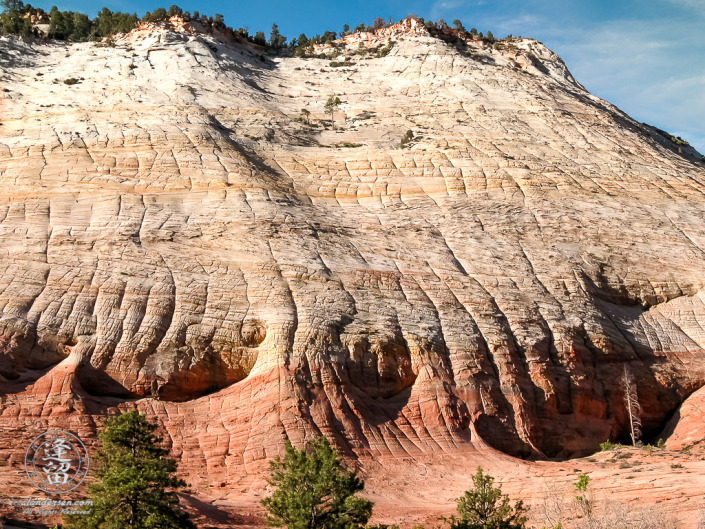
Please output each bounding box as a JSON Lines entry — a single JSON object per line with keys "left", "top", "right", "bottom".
{"left": 21, "top": 0, "right": 705, "bottom": 153}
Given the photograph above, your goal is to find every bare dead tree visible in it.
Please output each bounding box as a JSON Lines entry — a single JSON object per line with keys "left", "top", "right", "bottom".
{"left": 621, "top": 364, "right": 642, "bottom": 445}
{"left": 578, "top": 501, "right": 678, "bottom": 529}
{"left": 533, "top": 480, "right": 567, "bottom": 529}
{"left": 698, "top": 501, "right": 705, "bottom": 529}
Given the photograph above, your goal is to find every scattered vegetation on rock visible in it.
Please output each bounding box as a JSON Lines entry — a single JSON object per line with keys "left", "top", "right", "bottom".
{"left": 329, "top": 58, "right": 353, "bottom": 67}
{"left": 1, "top": 2, "right": 507, "bottom": 61}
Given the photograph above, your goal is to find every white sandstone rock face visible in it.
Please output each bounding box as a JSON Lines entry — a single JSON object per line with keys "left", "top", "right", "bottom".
{"left": 1, "top": 21, "right": 705, "bottom": 471}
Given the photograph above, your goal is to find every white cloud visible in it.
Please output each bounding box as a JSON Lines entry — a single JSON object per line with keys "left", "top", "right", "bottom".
{"left": 664, "top": 0, "right": 705, "bottom": 13}
{"left": 551, "top": 18, "right": 705, "bottom": 152}
{"left": 430, "top": 0, "right": 486, "bottom": 19}
{"left": 422, "top": 1, "right": 704, "bottom": 152}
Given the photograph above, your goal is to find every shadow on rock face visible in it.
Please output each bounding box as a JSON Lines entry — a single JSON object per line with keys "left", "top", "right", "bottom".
{"left": 76, "top": 360, "right": 135, "bottom": 398}
{"left": 143, "top": 322, "right": 266, "bottom": 402}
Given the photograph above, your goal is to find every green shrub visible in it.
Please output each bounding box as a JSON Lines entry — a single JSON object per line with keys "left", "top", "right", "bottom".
{"left": 329, "top": 59, "right": 353, "bottom": 67}
{"left": 599, "top": 440, "right": 617, "bottom": 451}
{"left": 574, "top": 473, "right": 593, "bottom": 518}
{"left": 376, "top": 42, "right": 394, "bottom": 57}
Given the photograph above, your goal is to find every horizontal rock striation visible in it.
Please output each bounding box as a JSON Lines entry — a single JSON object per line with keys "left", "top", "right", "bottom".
{"left": 1, "top": 20, "right": 705, "bottom": 481}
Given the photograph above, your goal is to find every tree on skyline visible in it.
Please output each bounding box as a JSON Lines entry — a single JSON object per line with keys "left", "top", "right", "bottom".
{"left": 1, "top": 0, "right": 42, "bottom": 36}
{"left": 372, "top": 16, "right": 386, "bottom": 30}
{"left": 270, "top": 22, "right": 286, "bottom": 48}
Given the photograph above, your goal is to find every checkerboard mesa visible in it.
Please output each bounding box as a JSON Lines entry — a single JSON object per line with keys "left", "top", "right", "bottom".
{"left": 0, "top": 11, "right": 704, "bottom": 476}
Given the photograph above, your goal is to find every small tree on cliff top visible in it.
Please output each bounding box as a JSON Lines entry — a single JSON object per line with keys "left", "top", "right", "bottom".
{"left": 445, "top": 467, "right": 527, "bottom": 529}
{"left": 270, "top": 22, "right": 286, "bottom": 48}
{"left": 261, "top": 437, "right": 373, "bottom": 529}
{"left": 64, "top": 410, "right": 195, "bottom": 529}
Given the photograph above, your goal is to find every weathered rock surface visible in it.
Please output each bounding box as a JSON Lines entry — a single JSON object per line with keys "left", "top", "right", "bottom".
{"left": 2, "top": 19, "right": 705, "bottom": 525}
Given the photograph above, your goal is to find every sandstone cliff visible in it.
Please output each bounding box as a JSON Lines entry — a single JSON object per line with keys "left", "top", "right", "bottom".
{"left": 1, "top": 19, "right": 705, "bottom": 520}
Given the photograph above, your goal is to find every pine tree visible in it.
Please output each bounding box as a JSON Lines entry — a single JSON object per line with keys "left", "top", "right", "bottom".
{"left": 48, "top": 7, "right": 67, "bottom": 39}
{"left": 167, "top": 5, "right": 182, "bottom": 18}
{"left": 445, "top": 467, "right": 526, "bottom": 529}
{"left": 63, "top": 410, "right": 195, "bottom": 529}
{"left": 71, "top": 13, "right": 91, "bottom": 41}
{"left": 270, "top": 23, "right": 285, "bottom": 48}
{"left": 261, "top": 437, "right": 373, "bottom": 529}
{"left": 321, "top": 30, "right": 336, "bottom": 43}
{"left": 324, "top": 95, "right": 341, "bottom": 130}
{"left": 95, "top": 7, "right": 113, "bottom": 35}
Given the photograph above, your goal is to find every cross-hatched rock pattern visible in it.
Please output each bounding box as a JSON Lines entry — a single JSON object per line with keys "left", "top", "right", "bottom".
{"left": 1, "top": 23, "right": 705, "bottom": 470}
